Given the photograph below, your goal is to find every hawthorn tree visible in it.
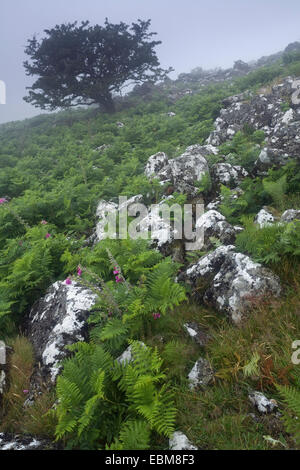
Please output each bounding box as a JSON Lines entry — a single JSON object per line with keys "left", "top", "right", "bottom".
{"left": 23, "top": 19, "right": 172, "bottom": 113}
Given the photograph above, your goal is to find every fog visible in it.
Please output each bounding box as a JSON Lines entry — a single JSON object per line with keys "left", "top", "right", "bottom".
{"left": 1, "top": 0, "right": 300, "bottom": 124}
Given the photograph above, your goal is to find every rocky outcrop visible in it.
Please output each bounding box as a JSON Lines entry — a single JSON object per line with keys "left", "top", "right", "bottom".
{"left": 211, "top": 163, "right": 248, "bottom": 189}
{"left": 145, "top": 152, "right": 169, "bottom": 180}
{"left": 95, "top": 194, "right": 181, "bottom": 254}
{"left": 206, "top": 77, "right": 300, "bottom": 170}
{"left": 136, "top": 198, "right": 178, "bottom": 250}
{"left": 145, "top": 145, "right": 215, "bottom": 196}
{"left": 181, "top": 245, "right": 281, "bottom": 323}
{"left": 195, "top": 210, "right": 241, "bottom": 250}
{"left": 188, "top": 357, "right": 214, "bottom": 390}
{"left": 27, "top": 281, "right": 98, "bottom": 383}
{"left": 255, "top": 147, "right": 290, "bottom": 174}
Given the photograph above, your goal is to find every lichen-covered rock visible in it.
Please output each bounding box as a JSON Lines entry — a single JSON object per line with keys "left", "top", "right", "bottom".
{"left": 195, "top": 210, "right": 238, "bottom": 249}
{"left": 145, "top": 145, "right": 213, "bottom": 196}
{"left": 255, "top": 147, "right": 290, "bottom": 173}
{"left": 117, "top": 342, "right": 146, "bottom": 365}
{"left": 0, "top": 433, "right": 56, "bottom": 450}
{"left": 184, "top": 245, "right": 235, "bottom": 281}
{"left": 211, "top": 163, "right": 248, "bottom": 188}
{"left": 0, "top": 370, "right": 5, "bottom": 395}
{"left": 27, "top": 281, "right": 98, "bottom": 382}
{"left": 144, "top": 152, "right": 169, "bottom": 180}
{"left": 188, "top": 357, "right": 214, "bottom": 390}
{"left": 249, "top": 391, "right": 278, "bottom": 414}
{"left": 96, "top": 200, "right": 118, "bottom": 241}
{"left": 95, "top": 194, "right": 182, "bottom": 254}
{"left": 96, "top": 195, "right": 143, "bottom": 242}
{"left": 183, "top": 322, "right": 210, "bottom": 347}
{"left": 117, "top": 345, "right": 135, "bottom": 365}
{"left": 169, "top": 432, "right": 198, "bottom": 450}
{"left": 207, "top": 77, "right": 300, "bottom": 168}
{"left": 182, "top": 246, "right": 281, "bottom": 323}
{"left": 137, "top": 201, "right": 176, "bottom": 249}
{"left": 280, "top": 209, "right": 300, "bottom": 223}
{"left": 206, "top": 198, "right": 221, "bottom": 211}
{"left": 254, "top": 208, "right": 275, "bottom": 228}
{"left": 93, "top": 144, "right": 111, "bottom": 153}
{"left": 168, "top": 145, "right": 210, "bottom": 196}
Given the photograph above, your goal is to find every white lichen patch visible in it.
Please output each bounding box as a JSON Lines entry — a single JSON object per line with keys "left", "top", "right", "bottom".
{"left": 117, "top": 342, "right": 146, "bottom": 365}
{"left": 30, "top": 281, "right": 98, "bottom": 382}
{"left": 185, "top": 245, "right": 281, "bottom": 323}
{"left": 0, "top": 370, "right": 6, "bottom": 394}
{"left": 281, "top": 108, "right": 294, "bottom": 125}
{"left": 144, "top": 152, "right": 169, "bottom": 179}
{"left": 169, "top": 432, "right": 198, "bottom": 450}
{"left": 186, "top": 245, "right": 235, "bottom": 278}
{"left": 249, "top": 391, "right": 278, "bottom": 414}
{"left": 188, "top": 357, "right": 214, "bottom": 390}
{"left": 254, "top": 209, "right": 275, "bottom": 228}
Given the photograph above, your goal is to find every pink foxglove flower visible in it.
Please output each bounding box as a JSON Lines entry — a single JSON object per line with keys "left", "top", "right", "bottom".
{"left": 65, "top": 277, "right": 72, "bottom": 285}
{"left": 0, "top": 198, "right": 7, "bottom": 204}
{"left": 77, "top": 267, "right": 82, "bottom": 277}
{"left": 45, "top": 233, "right": 51, "bottom": 239}
{"left": 113, "top": 270, "right": 119, "bottom": 275}
{"left": 152, "top": 312, "right": 161, "bottom": 320}
{"left": 23, "top": 389, "right": 29, "bottom": 394}
{"left": 40, "top": 220, "right": 48, "bottom": 225}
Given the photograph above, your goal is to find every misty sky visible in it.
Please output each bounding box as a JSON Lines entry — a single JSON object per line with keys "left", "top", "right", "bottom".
{"left": 1, "top": 0, "right": 300, "bottom": 124}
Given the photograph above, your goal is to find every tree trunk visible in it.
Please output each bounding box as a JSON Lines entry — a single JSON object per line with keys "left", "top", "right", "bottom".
{"left": 99, "top": 93, "right": 115, "bottom": 113}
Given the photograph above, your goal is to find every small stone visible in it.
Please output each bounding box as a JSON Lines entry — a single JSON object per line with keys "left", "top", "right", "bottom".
{"left": 117, "top": 342, "right": 146, "bottom": 365}
{"left": 280, "top": 209, "right": 300, "bottom": 223}
{"left": 249, "top": 391, "right": 278, "bottom": 414}
{"left": 183, "top": 322, "right": 210, "bottom": 347}
{"left": 188, "top": 357, "right": 214, "bottom": 390}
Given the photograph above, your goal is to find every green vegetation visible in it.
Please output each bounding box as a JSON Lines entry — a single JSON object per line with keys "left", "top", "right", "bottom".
{"left": 54, "top": 340, "right": 176, "bottom": 450}
{"left": 24, "top": 19, "right": 172, "bottom": 112}
{"left": 1, "top": 53, "right": 300, "bottom": 450}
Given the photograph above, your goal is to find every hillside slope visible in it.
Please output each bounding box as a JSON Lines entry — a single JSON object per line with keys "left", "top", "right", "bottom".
{"left": 0, "top": 45, "right": 300, "bottom": 450}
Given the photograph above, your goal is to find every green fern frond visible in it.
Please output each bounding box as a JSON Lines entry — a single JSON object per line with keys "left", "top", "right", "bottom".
{"left": 107, "top": 420, "right": 150, "bottom": 450}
